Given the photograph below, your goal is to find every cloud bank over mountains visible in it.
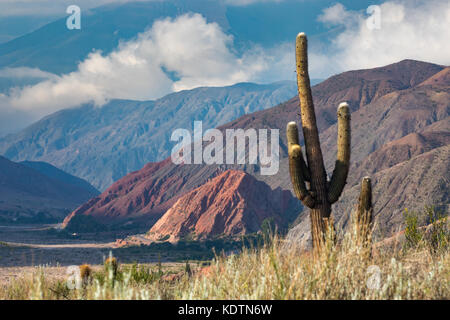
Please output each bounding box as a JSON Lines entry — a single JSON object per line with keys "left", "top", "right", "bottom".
{"left": 2, "top": 13, "right": 289, "bottom": 117}
{"left": 312, "top": 0, "right": 450, "bottom": 77}
{"left": 0, "top": 0, "right": 449, "bottom": 131}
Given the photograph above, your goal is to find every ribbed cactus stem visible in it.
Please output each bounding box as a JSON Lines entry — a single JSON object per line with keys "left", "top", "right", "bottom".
{"left": 328, "top": 102, "right": 351, "bottom": 203}
{"left": 356, "top": 176, "right": 373, "bottom": 245}
{"left": 295, "top": 33, "right": 326, "bottom": 184}
{"left": 295, "top": 33, "right": 333, "bottom": 250}
{"left": 287, "top": 32, "right": 352, "bottom": 251}
{"left": 357, "top": 176, "right": 373, "bottom": 224}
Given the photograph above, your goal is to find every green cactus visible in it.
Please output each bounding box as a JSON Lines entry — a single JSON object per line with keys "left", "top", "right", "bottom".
{"left": 287, "top": 33, "right": 351, "bottom": 250}
{"left": 355, "top": 176, "right": 373, "bottom": 246}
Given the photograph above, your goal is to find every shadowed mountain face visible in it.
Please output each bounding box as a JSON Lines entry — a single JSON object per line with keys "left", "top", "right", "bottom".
{"left": 62, "top": 59, "right": 449, "bottom": 239}
{"left": 0, "top": 156, "right": 99, "bottom": 223}
{"left": 0, "top": 81, "right": 297, "bottom": 190}
{"left": 19, "top": 161, "right": 99, "bottom": 196}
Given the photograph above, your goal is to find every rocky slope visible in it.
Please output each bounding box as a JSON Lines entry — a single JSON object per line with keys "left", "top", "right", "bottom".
{"left": 0, "top": 81, "right": 297, "bottom": 190}
{"left": 146, "top": 170, "right": 299, "bottom": 242}
{"left": 63, "top": 60, "right": 449, "bottom": 240}
{"left": 0, "top": 156, "right": 99, "bottom": 223}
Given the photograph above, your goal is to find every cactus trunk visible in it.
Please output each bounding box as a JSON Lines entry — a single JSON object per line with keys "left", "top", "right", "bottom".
{"left": 288, "top": 33, "right": 351, "bottom": 251}
{"left": 356, "top": 176, "right": 373, "bottom": 246}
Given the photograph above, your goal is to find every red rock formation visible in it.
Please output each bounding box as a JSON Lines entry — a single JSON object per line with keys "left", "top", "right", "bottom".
{"left": 147, "top": 170, "right": 297, "bottom": 242}
{"left": 63, "top": 158, "right": 179, "bottom": 227}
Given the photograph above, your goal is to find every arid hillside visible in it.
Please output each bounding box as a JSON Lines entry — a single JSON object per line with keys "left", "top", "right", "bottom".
{"left": 63, "top": 59, "right": 449, "bottom": 239}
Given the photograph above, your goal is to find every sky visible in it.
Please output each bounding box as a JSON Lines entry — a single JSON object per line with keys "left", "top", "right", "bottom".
{"left": 0, "top": 0, "right": 287, "bottom": 16}
{"left": 0, "top": 0, "right": 150, "bottom": 16}
{"left": 0, "top": 0, "right": 449, "bottom": 135}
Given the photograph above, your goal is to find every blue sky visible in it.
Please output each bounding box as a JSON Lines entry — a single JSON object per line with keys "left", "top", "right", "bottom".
{"left": 0, "top": 0, "right": 449, "bottom": 135}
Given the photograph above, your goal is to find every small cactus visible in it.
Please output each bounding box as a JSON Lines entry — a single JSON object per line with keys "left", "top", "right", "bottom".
{"left": 287, "top": 32, "right": 351, "bottom": 251}
{"left": 104, "top": 256, "right": 118, "bottom": 278}
{"left": 185, "top": 261, "right": 192, "bottom": 277}
{"left": 79, "top": 264, "right": 92, "bottom": 286}
{"left": 356, "top": 176, "right": 373, "bottom": 246}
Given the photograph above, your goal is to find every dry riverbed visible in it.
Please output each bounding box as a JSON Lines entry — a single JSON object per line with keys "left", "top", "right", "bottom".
{"left": 0, "top": 224, "right": 215, "bottom": 289}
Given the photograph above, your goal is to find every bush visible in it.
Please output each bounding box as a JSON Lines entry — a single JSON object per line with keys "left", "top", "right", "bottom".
{"left": 424, "top": 206, "right": 449, "bottom": 253}
{"left": 65, "top": 214, "right": 107, "bottom": 233}
{"left": 403, "top": 208, "right": 423, "bottom": 248}
{"left": 127, "top": 263, "right": 162, "bottom": 284}
{"left": 403, "top": 206, "right": 449, "bottom": 253}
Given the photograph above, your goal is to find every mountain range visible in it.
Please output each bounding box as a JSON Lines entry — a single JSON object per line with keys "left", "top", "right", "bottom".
{"left": 61, "top": 59, "right": 449, "bottom": 241}
{"left": 0, "top": 81, "right": 298, "bottom": 190}
{"left": 0, "top": 156, "right": 99, "bottom": 223}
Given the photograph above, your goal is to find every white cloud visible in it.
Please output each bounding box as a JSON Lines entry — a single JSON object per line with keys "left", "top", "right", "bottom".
{"left": 4, "top": 0, "right": 448, "bottom": 131}
{"left": 311, "top": 0, "right": 450, "bottom": 78}
{"left": 3, "top": 13, "right": 287, "bottom": 117}
{"left": 317, "top": 2, "right": 353, "bottom": 26}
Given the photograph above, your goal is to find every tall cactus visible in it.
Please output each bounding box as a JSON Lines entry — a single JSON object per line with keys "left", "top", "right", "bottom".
{"left": 287, "top": 33, "right": 351, "bottom": 250}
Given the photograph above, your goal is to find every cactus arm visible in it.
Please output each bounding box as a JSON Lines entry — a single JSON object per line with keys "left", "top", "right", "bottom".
{"left": 288, "top": 144, "right": 315, "bottom": 208}
{"left": 287, "top": 122, "right": 315, "bottom": 208}
{"left": 286, "top": 121, "right": 310, "bottom": 181}
{"left": 328, "top": 102, "right": 351, "bottom": 204}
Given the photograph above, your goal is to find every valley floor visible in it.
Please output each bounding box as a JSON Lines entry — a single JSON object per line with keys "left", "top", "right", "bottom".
{"left": 0, "top": 224, "right": 201, "bottom": 267}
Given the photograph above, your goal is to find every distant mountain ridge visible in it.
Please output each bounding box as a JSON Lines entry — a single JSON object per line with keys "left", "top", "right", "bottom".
{"left": 0, "top": 156, "right": 99, "bottom": 223}
{"left": 19, "top": 161, "right": 99, "bottom": 196}
{"left": 0, "top": 81, "right": 298, "bottom": 190}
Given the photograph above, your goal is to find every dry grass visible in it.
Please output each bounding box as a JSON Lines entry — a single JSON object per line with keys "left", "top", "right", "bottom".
{"left": 0, "top": 220, "right": 448, "bottom": 300}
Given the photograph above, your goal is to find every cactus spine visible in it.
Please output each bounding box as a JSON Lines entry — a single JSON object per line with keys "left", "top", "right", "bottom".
{"left": 287, "top": 33, "right": 351, "bottom": 250}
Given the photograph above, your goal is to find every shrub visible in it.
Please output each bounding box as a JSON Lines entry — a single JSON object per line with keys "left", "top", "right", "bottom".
{"left": 49, "top": 280, "right": 71, "bottom": 300}
{"left": 403, "top": 206, "right": 449, "bottom": 253}
{"left": 126, "top": 263, "right": 162, "bottom": 284}
{"left": 65, "top": 214, "right": 107, "bottom": 233}
{"left": 424, "top": 206, "right": 449, "bottom": 253}
{"left": 403, "top": 208, "right": 423, "bottom": 248}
